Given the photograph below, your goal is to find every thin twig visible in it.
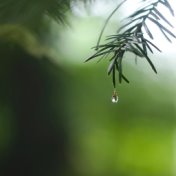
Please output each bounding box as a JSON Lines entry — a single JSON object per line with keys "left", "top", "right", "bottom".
{"left": 95, "top": 0, "right": 127, "bottom": 50}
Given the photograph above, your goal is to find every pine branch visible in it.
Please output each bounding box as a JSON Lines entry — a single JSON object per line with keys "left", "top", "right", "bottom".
{"left": 86, "top": 0, "right": 175, "bottom": 89}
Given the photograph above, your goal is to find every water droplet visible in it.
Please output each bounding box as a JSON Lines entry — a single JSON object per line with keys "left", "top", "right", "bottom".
{"left": 111, "top": 90, "right": 118, "bottom": 103}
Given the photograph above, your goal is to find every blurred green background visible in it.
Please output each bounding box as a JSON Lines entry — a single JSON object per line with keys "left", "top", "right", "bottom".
{"left": 0, "top": 0, "right": 176, "bottom": 176}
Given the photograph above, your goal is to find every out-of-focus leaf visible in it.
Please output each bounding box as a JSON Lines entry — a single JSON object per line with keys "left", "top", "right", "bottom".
{"left": 0, "top": 24, "right": 51, "bottom": 58}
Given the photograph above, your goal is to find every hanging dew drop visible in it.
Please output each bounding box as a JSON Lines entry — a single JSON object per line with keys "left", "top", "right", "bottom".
{"left": 111, "top": 90, "right": 118, "bottom": 103}
{"left": 112, "top": 96, "right": 118, "bottom": 103}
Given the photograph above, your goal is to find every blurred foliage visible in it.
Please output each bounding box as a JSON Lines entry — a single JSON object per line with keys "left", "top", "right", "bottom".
{"left": 0, "top": 24, "right": 51, "bottom": 57}
{"left": 0, "top": 0, "right": 70, "bottom": 24}
{"left": 0, "top": 0, "right": 94, "bottom": 57}
{"left": 0, "top": 0, "right": 175, "bottom": 176}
